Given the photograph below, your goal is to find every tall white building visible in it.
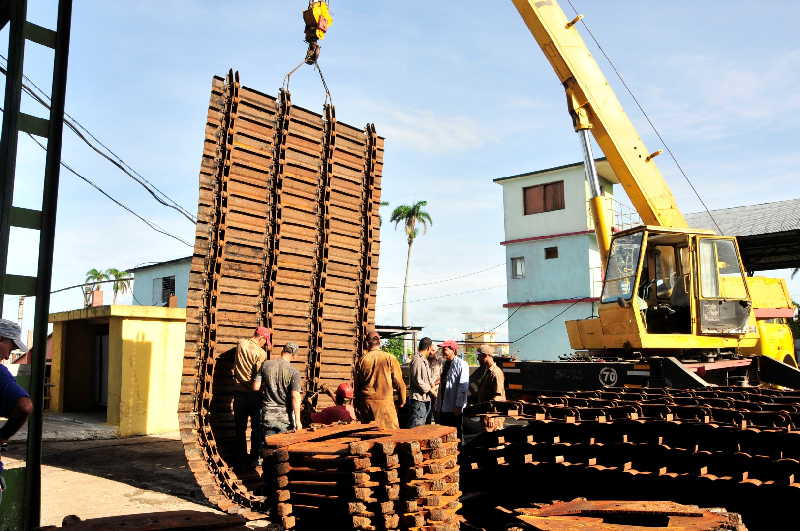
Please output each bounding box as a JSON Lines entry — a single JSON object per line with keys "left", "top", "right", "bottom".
{"left": 494, "top": 159, "right": 621, "bottom": 360}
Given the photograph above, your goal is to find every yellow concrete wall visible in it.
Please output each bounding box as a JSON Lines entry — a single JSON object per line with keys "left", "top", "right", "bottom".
{"left": 48, "top": 322, "right": 65, "bottom": 412}
{"left": 117, "top": 317, "right": 185, "bottom": 437}
{"left": 107, "top": 317, "right": 123, "bottom": 426}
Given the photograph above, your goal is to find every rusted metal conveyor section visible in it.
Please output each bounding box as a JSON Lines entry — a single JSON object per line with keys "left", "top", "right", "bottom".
{"left": 462, "top": 387, "right": 800, "bottom": 529}
{"left": 179, "top": 71, "right": 383, "bottom": 516}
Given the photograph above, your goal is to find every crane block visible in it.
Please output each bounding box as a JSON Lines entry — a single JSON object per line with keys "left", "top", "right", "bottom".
{"left": 303, "top": 1, "right": 333, "bottom": 43}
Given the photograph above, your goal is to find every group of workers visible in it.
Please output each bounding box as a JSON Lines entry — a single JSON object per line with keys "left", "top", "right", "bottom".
{"left": 233, "top": 325, "right": 506, "bottom": 464}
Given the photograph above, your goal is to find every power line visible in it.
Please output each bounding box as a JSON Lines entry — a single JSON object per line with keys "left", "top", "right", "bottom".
{"left": 511, "top": 300, "right": 582, "bottom": 344}
{"left": 0, "top": 56, "right": 197, "bottom": 224}
{"left": 376, "top": 284, "right": 505, "bottom": 308}
{"left": 50, "top": 277, "right": 134, "bottom": 294}
{"left": 564, "top": 1, "right": 722, "bottom": 234}
{"left": 379, "top": 263, "right": 504, "bottom": 289}
{"left": 488, "top": 304, "right": 522, "bottom": 333}
{"left": 23, "top": 128, "right": 194, "bottom": 247}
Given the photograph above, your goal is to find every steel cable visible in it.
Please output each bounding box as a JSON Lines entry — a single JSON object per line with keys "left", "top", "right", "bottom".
{"left": 564, "top": 1, "right": 723, "bottom": 234}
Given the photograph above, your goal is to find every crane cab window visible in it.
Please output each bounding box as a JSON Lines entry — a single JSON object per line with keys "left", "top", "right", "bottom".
{"left": 698, "top": 239, "right": 747, "bottom": 299}
{"left": 601, "top": 232, "right": 643, "bottom": 303}
{"left": 639, "top": 233, "right": 692, "bottom": 334}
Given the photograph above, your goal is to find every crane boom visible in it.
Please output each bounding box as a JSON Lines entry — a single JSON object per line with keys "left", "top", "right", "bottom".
{"left": 511, "top": 0, "right": 687, "bottom": 229}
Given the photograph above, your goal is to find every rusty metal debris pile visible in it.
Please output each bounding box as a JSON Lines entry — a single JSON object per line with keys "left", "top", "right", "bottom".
{"left": 263, "top": 423, "right": 462, "bottom": 530}
{"left": 179, "top": 70, "right": 383, "bottom": 516}
{"left": 502, "top": 499, "right": 745, "bottom": 530}
{"left": 461, "top": 387, "right": 800, "bottom": 528}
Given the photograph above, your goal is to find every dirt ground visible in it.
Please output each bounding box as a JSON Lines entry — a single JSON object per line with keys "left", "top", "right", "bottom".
{"left": 3, "top": 433, "right": 224, "bottom": 526}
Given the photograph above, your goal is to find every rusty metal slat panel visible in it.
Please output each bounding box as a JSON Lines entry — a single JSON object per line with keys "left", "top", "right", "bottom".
{"left": 183, "top": 74, "right": 381, "bottom": 518}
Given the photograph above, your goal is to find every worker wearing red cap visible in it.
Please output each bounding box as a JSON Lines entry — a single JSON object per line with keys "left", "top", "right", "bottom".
{"left": 232, "top": 326, "right": 270, "bottom": 463}
{"left": 354, "top": 327, "right": 407, "bottom": 429}
{"left": 310, "top": 382, "right": 357, "bottom": 425}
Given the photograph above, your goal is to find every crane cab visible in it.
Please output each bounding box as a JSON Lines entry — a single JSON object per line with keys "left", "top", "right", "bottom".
{"left": 565, "top": 225, "right": 772, "bottom": 358}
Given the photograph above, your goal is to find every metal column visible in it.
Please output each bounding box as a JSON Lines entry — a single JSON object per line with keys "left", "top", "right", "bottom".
{"left": 0, "top": 1, "right": 73, "bottom": 529}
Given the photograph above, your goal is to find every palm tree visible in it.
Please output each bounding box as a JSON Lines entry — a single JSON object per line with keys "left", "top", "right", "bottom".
{"left": 378, "top": 201, "right": 389, "bottom": 225}
{"left": 85, "top": 268, "right": 107, "bottom": 307}
{"left": 390, "top": 201, "right": 432, "bottom": 356}
{"left": 106, "top": 268, "right": 132, "bottom": 304}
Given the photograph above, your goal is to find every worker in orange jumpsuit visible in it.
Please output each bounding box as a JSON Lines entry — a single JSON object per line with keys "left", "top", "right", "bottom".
{"left": 354, "top": 327, "right": 407, "bottom": 429}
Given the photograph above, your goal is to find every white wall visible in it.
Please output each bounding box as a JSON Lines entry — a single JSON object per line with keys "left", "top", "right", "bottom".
{"left": 507, "top": 302, "right": 594, "bottom": 360}
{"left": 500, "top": 165, "right": 590, "bottom": 242}
{"left": 132, "top": 260, "right": 191, "bottom": 308}
{"left": 505, "top": 233, "right": 593, "bottom": 303}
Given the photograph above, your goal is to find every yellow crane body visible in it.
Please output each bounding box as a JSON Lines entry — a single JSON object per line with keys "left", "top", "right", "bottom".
{"left": 511, "top": 0, "right": 797, "bottom": 378}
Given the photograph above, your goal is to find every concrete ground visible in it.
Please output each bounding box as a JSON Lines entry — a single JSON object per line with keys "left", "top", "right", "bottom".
{"left": 3, "top": 432, "right": 223, "bottom": 526}
{"left": 10, "top": 411, "right": 118, "bottom": 442}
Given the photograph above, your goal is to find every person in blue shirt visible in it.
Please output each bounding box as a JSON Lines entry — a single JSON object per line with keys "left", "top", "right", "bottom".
{"left": 434, "top": 340, "right": 468, "bottom": 441}
{"left": 0, "top": 319, "right": 33, "bottom": 504}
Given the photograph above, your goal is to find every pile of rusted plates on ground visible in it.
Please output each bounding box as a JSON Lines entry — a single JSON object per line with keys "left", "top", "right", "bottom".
{"left": 461, "top": 388, "right": 800, "bottom": 528}
{"left": 263, "top": 423, "right": 461, "bottom": 530}
{"left": 503, "top": 499, "right": 745, "bottom": 530}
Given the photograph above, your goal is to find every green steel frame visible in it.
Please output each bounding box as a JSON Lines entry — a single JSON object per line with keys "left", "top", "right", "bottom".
{"left": 0, "top": 1, "right": 72, "bottom": 529}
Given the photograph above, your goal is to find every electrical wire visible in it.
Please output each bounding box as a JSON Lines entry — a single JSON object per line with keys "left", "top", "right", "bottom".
{"left": 50, "top": 277, "right": 134, "bottom": 295}
{"left": 379, "top": 263, "right": 504, "bottom": 289}
{"left": 375, "top": 284, "right": 504, "bottom": 308}
{"left": 510, "top": 300, "right": 582, "bottom": 344}
{"left": 0, "top": 99, "right": 193, "bottom": 247}
{"left": 22, "top": 132, "right": 194, "bottom": 247}
{"left": 564, "top": 1, "right": 723, "bottom": 234}
{"left": 488, "top": 304, "right": 522, "bottom": 333}
{"left": 0, "top": 56, "right": 197, "bottom": 224}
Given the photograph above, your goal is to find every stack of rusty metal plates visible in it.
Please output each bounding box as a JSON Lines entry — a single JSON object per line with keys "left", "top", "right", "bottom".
{"left": 502, "top": 499, "right": 745, "bottom": 530}
{"left": 461, "top": 388, "right": 800, "bottom": 529}
{"left": 263, "top": 423, "right": 461, "bottom": 530}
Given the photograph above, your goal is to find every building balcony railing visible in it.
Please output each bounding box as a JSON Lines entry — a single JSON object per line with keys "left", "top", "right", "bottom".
{"left": 587, "top": 196, "right": 642, "bottom": 233}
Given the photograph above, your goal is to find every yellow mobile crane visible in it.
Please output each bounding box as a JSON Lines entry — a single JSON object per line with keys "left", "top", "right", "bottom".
{"left": 510, "top": 0, "right": 798, "bottom": 388}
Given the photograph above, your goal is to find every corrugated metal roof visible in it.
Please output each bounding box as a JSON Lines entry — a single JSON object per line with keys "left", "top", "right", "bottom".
{"left": 685, "top": 197, "right": 800, "bottom": 236}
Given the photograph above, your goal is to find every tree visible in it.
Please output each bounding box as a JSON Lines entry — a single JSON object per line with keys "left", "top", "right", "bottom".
{"left": 84, "top": 268, "right": 107, "bottom": 307}
{"left": 105, "top": 268, "right": 132, "bottom": 304}
{"left": 389, "top": 201, "right": 432, "bottom": 354}
{"left": 381, "top": 337, "right": 405, "bottom": 364}
{"left": 378, "top": 201, "right": 389, "bottom": 225}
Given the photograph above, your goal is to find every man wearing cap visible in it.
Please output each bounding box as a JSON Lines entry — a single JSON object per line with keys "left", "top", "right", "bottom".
{"left": 232, "top": 327, "right": 270, "bottom": 463}
{"left": 473, "top": 345, "right": 506, "bottom": 403}
{"left": 435, "top": 340, "right": 469, "bottom": 440}
{"left": 354, "top": 327, "right": 406, "bottom": 429}
{"left": 0, "top": 319, "right": 33, "bottom": 503}
{"left": 252, "top": 342, "right": 302, "bottom": 457}
{"left": 310, "top": 382, "right": 357, "bottom": 424}
{"left": 408, "top": 337, "right": 436, "bottom": 427}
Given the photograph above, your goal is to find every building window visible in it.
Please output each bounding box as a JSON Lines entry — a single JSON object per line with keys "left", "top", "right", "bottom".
{"left": 152, "top": 275, "right": 176, "bottom": 305}
{"left": 544, "top": 246, "right": 559, "bottom": 259}
{"left": 511, "top": 257, "right": 525, "bottom": 279}
{"left": 523, "top": 181, "right": 565, "bottom": 215}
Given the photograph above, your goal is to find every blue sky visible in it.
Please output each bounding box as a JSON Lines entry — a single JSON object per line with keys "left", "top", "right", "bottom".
{"left": 3, "top": 1, "right": 799, "bottom": 344}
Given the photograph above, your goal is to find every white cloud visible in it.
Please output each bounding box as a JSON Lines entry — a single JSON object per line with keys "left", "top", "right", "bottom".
{"left": 376, "top": 108, "right": 486, "bottom": 154}
{"left": 634, "top": 50, "right": 800, "bottom": 141}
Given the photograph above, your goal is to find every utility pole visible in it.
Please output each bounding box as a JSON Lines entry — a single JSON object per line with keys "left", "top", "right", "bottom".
{"left": 17, "top": 295, "right": 24, "bottom": 325}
